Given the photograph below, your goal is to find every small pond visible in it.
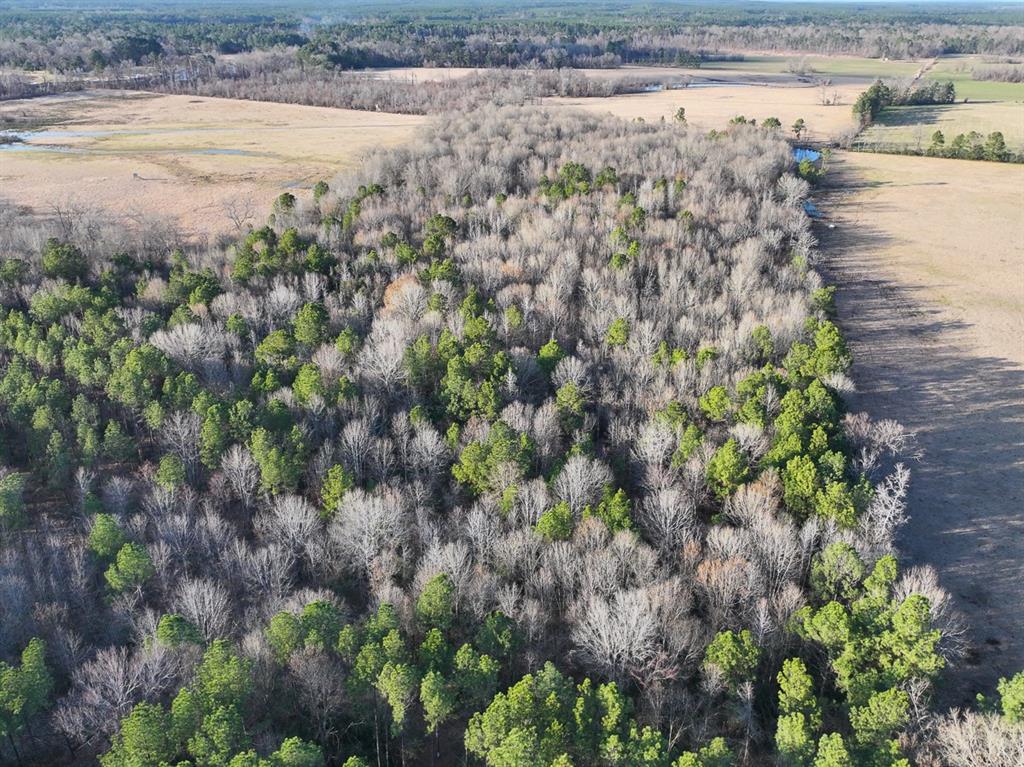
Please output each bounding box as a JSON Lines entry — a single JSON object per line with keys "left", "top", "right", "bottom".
{"left": 802, "top": 200, "right": 823, "bottom": 218}
{"left": 0, "top": 131, "right": 262, "bottom": 157}
{"left": 793, "top": 147, "right": 822, "bottom": 163}
{"left": 637, "top": 80, "right": 754, "bottom": 92}
{"left": 681, "top": 81, "right": 753, "bottom": 89}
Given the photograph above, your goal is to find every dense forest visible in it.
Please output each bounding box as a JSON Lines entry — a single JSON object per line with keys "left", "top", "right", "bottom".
{"left": 2, "top": 1, "right": 1024, "bottom": 76}
{"left": 2, "top": 107, "right": 1021, "bottom": 766}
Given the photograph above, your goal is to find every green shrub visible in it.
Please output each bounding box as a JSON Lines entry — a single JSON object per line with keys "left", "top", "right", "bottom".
{"left": 88, "top": 513, "right": 127, "bottom": 560}
{"left": 703, "top": 629, "right": 760, "bottom": 688}
{"left": 41, "top": 238, "right": 87, "bottom": 281}
{"left": 706, "top": 439, "right": 749, "bottom": 498}
{"left": 157, "top": 614, "right": 202, "bottom": 646}
{"left": 998, "top": 672, "right": 1024, "bottom": 723}
{"left": 535, "top": 501, "right": 573, "bottom": 541}
{"left": 605, "top": 318, "right": 629, "bottom": 347}
{"left": 156, "top": 454, "right": 186, "bottom": 490}
{"left": 105, "top": 542, "right": 155, "bottom": 593}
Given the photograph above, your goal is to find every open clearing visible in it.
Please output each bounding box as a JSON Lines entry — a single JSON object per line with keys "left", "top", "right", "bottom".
{"left": 704, "top": 54, "right": 924, "bottom": 81}
{"left": 855, "top": 100, "right": 1024, "bottom": 152}
{"left": 370, "top": 55, "right": 925, "bottom": 85}
{"left": 818, "top": 151, "right": 1024, "bottom": 700}
{"left": 544, "top": 83, "right": 863, "bottom": 141}
{"left": 925, "top": 55, "right": 1024, "bottom": 102}
{"left": 0, "top": 90, "right": 425, "bottom": 235}
{"left": 368, "top": 63, "right": 802, "bottom": 85}
{"left": 364, "top": 66, "right": 481, "bottom": 82}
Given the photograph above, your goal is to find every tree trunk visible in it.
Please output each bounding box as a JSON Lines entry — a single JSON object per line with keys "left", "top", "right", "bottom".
{"left": 7, "top": 731, "right": 22, "bottom": 766}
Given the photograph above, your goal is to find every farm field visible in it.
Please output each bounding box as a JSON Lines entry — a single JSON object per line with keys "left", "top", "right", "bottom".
{"left": 818, "top": 151, "right": 1024, "bottom": 698}
{"left": 855, "top": 100, "right": 1024, "bottom": 152}
{"left": 705, "top": 53, "right": 924, "bottom": 80}
{"left": 0, "top": 90, "right": 425, "bottom": 234}
{"left": 853, "top": 54, "right": 1024, "bottom": 154}
{"left": 925, "top": 55, "right": 1024, "bottom": 101}
{"left": 361, "top": 66, "right": 480, "bottom": 82}
{"left": 370, "top": 55, "right": 924, "bottom": 85}
{"left": 368, "top": 63, "right": 799, "bottom": 84}
{"left": 544, "top": 82, "right": 863, "bottom": 141}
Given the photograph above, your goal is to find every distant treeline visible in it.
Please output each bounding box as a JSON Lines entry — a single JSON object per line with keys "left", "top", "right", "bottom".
{"left": 971, "top": 63, "right": 1024, "bottom": 82}
{"left": 1, "top": 2, "right": 1024, "bottom": 75}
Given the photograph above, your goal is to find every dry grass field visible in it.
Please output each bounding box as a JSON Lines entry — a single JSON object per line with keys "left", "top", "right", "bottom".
{"left": 365, "top": 66, "right": 481, "bottom": 82}
{"left": 818, "top": 152, "right": 1024, "bottom": 699}
{"left": 544, "top": 83, "right": 863, "bottom": 141}
{"left": 0, "top": 90, "right": 425, "bottom": 235}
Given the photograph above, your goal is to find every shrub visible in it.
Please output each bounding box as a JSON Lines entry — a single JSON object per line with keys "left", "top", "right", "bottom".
{"left": 88, "top": 513, "right": 127, "bottom": 560}
{"left": 536, "top": 501, "right": 573, "bottom": 541}
{"left": 605, "top": 318, "right": 629, "bottom": 347}
{"left": 703, "top": 629, "right": 760, "bottom": 688}
{"left": 42, "top": 238, "right": 87, "bottom": 281}
{"left": 156, "top": 454, "right": 186, "bottom": 490}
{"left": 706, "top": 439, "right": 749, "bottom": 498}
{"left": 0, "top": 471, "right": 26, "bottom": 529}
{"left": 105, "top": 542, "right": 155, "bottom": 593}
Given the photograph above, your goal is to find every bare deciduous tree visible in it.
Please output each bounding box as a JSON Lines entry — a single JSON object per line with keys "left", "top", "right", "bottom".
{"left": 174, "top": 577, "right": 233, "bottom": 640}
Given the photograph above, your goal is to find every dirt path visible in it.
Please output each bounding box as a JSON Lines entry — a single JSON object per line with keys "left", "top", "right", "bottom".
{"left": 909, "top": 57, "right": 939, "bottom": 87}
{"left": 817, "top": 152, "right": 1024, "bottom": 704}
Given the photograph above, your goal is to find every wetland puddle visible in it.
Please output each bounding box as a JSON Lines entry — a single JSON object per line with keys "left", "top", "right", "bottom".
{"left": 0, "top": 130, "right": 266, "bottom": 157}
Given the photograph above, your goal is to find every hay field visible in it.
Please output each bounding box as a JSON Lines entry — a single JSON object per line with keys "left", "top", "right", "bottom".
{"left": 365, "top": 66, "right": 481, "bottom": 82}
{"left": 544, "top": 83, "right": 863, "bottom": 141}
{"left": 369, "top": 55, "right": 923, "bottom": 85}
{"left": 705, "top": 54, "right": 924, "bottom": 80}
{"left": 0, "top": 90, "right": 425, "bottom": 235}
{"left": 855, "top": 100, "right": 1024, "bottom": 152}
{"left": 818, "top": 152, "right": 1024, "bottom": 692}
{"left": 364, "top": 64, "right": 788, "bottom": 84}
{"left": 825, "top": 152, "right": 1024, "bottom": 362}
{"left": 925, "top": 55, "right": 1024, "bottom": 102}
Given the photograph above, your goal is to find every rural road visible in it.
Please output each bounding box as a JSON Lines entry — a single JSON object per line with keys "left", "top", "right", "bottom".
{"left": 818, "top": 152, "right": 1024, "bottom": 705}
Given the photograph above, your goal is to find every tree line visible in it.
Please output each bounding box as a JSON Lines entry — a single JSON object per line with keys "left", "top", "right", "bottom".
{"left": 2, "top": 2, "right": 1024, "bottom": 77}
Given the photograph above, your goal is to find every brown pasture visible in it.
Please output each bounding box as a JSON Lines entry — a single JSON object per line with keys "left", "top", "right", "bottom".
{"left": 0, "top": 90, "right": 425, "bottom": 235}
{"left": 818, "top": 151, "right": 1024, "bottom": 700}
{"left": 543, "top": 83, "right": 864, "bottom": 142}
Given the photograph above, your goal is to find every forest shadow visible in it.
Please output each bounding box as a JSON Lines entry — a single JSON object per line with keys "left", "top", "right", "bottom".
{"left": 814, "top": 190, "right": 1024, "bottom": 706}
{"left": 875, "top": 103, "right": 958, "bottom": 127}
{"left": 826, "top": 171, "right": 948, "bottom": 195}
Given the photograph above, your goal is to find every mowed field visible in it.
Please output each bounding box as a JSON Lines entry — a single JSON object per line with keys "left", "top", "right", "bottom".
{"left": 370, "top": 54, "right": 926, "bottom": 85}
{"left": 701, "top": 53, "right": 924, "bottom": 80}
{"left": 925, "top": 55, "right": 1024, "bottom": 102}
{"left": 856, "top": 100, "right": 1024, "bottom": 152}
{"left": 818, "top": 152, "right": 1024, "bottom": 698}
{"left": 854, "top": 55, "right": 1024, "bottom": 153}
{"left": 369, "top": 63, "right": 799, "bottom": 84}
{"left": 0, "top": 91, "right": 425, "bottom": 234}
{"left": 544, "top": 83, "right": 863, "bottom": 141}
